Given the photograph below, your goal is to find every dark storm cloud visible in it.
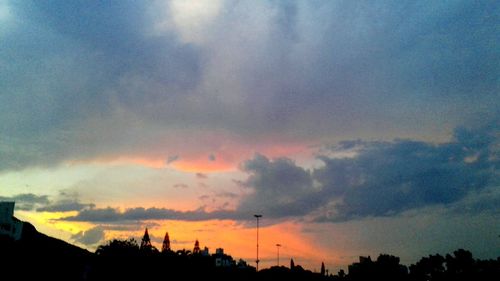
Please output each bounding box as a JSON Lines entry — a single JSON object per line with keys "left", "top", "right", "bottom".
{"left": 238, "top": 122, "right": 498, "bottom": 221}
{"left": 236, "top": 154, "right": 320, "bottom": 218}
{"left": 1, "top": 1, "right": 497, "bottom": 172}
{"left": 314, "top": 122, "right": 499, "bottom": 221}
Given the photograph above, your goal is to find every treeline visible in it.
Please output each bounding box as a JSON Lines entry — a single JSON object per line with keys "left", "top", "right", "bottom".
{"left": 1, "top": 223, "right": 499, "bottom": 281}
{"left": 87, "top": 238, "right": 499, "bottom": 281}
{"left": 336, "top": 249, "right": 499, "bottom": 281}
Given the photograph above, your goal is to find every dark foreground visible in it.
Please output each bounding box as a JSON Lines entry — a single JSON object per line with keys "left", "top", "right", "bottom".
{"left": 1, "top": 221, "right": 499, "bottom": 281}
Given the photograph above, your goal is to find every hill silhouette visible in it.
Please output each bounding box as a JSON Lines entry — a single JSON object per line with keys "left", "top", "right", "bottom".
{"left": 1, "top": 218, "right": 499, "bottom": 280}
{"left": 1, "top": 220, "right": 91, "bottom": 280}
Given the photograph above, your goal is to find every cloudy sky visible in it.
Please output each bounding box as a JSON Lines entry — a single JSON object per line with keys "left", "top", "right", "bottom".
{"left": 1, "top": 0, "right": 499, "bottom": 271}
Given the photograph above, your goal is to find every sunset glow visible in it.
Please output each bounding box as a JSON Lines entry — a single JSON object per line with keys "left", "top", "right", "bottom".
{"left": 1, "top": 0, "right": 498, "bottom": 273}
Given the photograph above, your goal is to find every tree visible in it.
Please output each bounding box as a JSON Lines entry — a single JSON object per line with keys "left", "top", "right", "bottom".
{"left": 376, "top": 254, "right": 408, "bottom": 281}
{"left": 321, "top": 262, "right": 326, "bottom": 276}
{"left": 96, "top": 238, "right": 140, "bottom": 257}
{"left": 445, "top": 249, "right": 475, "bottom": 280}
{"left": 409, "top": 254, "right": 445, "bottom": 281}
{"left": 290, "top": 258, "right": 295, "bottom": 269}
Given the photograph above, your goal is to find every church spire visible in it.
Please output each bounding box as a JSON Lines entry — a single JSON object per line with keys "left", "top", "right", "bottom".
{"left": 162, "top": 231, "right": 171, "bottom": 252}
{"left": 140, "top": 228, "right": 152, "bottom": 250}
{"left": 193, "top": 239, "right": 200, "bottom": 254}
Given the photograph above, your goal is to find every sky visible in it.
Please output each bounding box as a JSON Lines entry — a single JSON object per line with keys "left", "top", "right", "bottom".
{"left": 0, "top": 0, "right": 499, "bottom": 272}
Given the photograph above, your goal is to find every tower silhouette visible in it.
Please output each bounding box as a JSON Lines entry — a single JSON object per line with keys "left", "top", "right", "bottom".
{"left": 140, "top": 228, "right": 152, "bottom": 250}
{"left": 162, "top": 232, "right": 170, "bottom": 252}
{"left": 193, "top": 239, "right": 200, "bottom": 254}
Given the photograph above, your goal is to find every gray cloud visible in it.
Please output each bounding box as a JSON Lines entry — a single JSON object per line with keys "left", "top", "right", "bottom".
{"left": 208, "top": 154, "right": 216, "bottom": 161}
{"left": 57, "top": 121, "right": 499, "bottom": 223}
{"left": 198, "top": 182, "right": 209, "bottom": 188}
{"left": 0, "top": 193, "right": 50, "bottom": 210}
{"left": 60, "top": 207, "right": 247, "bottom": 222}
{"left": 196, "top": 173, "right": 208, "bottom": 179}
{"left": 215, "top": 191, "right": 239, "bottom": 199}
{"left": 1, "top": 1, "right": 497, "bottom": 172}
{"left": 166, "top": 155, "right": 180, "bottom": 164}
{"left": 173, "top": 183, "right": 189, "bottom": 189}
{"left": 448, "top": 187, "right": 500, "bottom": 216}
{"left": 71, "top": 226, "right": 105, "bottom": 246}
{"left": 314, "top": 122, "right": 499, "bottom": 221}
{"left": 37, "top": 200, "right": 95, "bottom": 212}
{"left": 199, "top": 195, "right": 210, "bottom": 201}
{"left": 234, "top": 121, "right": 498, "bottom": 222}
{"left": 237, "top": 154, "right": 318, "bottom": 218}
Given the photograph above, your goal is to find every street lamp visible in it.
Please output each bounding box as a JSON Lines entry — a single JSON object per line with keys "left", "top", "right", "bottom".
{"left": 254, "top": 214, "right": 262, "bottom": 271}
{"left": 276, "top": 243, "right": 282, "bottom": 266}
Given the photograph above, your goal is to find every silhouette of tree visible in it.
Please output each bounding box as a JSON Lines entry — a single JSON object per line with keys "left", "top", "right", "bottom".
{"left": 409, "top": 253, "right": 445, "bottom": 281}
{"left": 348, "top": 254, "right": 408, "bottom": 281}
{"left": 376, "top": 254, "right": 408, "bottom": 281}
{"left": 445, "top": 249, "right": 475, "bottom": 280}
{"left": 96, "top": 238, "right": 139, "bottom": 257}
{"left": 321, "top": 262, "right": 326, "bottom": 276}
{"left": 291, "top": 258, "right": 295, "bottom": 269}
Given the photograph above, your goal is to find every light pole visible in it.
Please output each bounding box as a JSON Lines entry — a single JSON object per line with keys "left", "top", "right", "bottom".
{"left": 276, "top": 243, "right": 281, "bottom": 266}
{"left": 254, "top": 214, "right": 262, "bottom": 271}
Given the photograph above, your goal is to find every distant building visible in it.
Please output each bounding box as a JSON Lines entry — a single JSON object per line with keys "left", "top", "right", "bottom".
{"left": 216, "top": 248, "right": 224, "bottom": 255}
{"left": 214, "top": 248, "right": 235, "bottom": 267}
{"left": 140, "top": 228, "right": 153, "bottom": 251}
{"left": 193, "top": 240, "right": 200, "bottom": 254}
{"left": 0, "top": 202, "right": 23, "bottom": 240}
{"left": 201, "top": 246, "right": 210, "bottom": 256}
{"left": 162, "top": 231, "right": 171, "bottom": 252}
{"left": 348, "top": 256, "right": 374, "bottom": 279}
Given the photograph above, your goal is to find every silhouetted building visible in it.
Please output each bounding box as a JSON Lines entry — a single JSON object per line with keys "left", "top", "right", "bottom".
{"left": 140, "top": 228, "right": 152, "bottom": 250}
{"left": 214, "top": 248, "right": 235, "bottom": 267}
{"left": 201, "top": 246, "right": 210, "bottom": 256}
{"left": 193, "top": 239, "right": 200, "bottom": 254}
{"left": 161, "top": 231, "right": 170, "bottom": 252}
{"left": 0, "top": 202, "right": 23, "bottom": 240}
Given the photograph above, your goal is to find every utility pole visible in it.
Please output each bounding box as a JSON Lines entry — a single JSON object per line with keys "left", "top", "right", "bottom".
{"left": 276, "top": 243, "right": 281, "bottom": 266}
{"left": 254, "top": 214, "right": 262, "bottom": 271}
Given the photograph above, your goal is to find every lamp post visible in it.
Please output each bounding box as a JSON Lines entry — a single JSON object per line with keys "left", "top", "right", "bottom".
{"left": 276, "top": 243, "right": 281, "bottom": 266}
{"left": 254, "top": 214, "right": 262, "bottom": 271}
